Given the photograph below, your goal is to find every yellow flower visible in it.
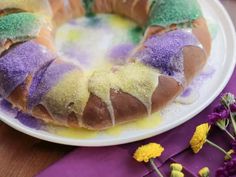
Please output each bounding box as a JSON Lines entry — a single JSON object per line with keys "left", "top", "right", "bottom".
{"left": 170, "top": 163, "right": 183, "bottom": 171}
{"left": 225, "top": 149, "right": 234, "bottom": 160}
{"left": 198, "top": 167, "right": 210, "bottom": 177}
{"left": 133, "top": 143, "right": 164, "bottom": 163}
{"left": 170, "top": 170, "right": 184, "bottom": 177}
{"left": 190, "top": 123, "right": 211, "bottom": 153}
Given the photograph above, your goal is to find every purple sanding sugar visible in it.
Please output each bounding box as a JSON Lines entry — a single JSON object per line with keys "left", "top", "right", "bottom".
{"left": 134, "top": 30, "right": 200, "bottom": 83}
{"left": 0, "top": 99, "right": 43, "bottom": 129}
{"left": 189, "top": 66, "right": 215, "bottom": 90}
{"left": 15, "top": 112, "right": 43, "bottom": 129}
{"left": 108, "top": 43, "right": 135, "bottom": 65}
{"left": 0, "top": 41, "right": 55, "bottom": 97}
{"left": 181, "top": 88, "right": 192, "bottom": 97}
{"left": 0, "top": 99, "right": 18, "bottom": 115}
{"left": 28, "top": 60, "right": 76, "bottom": 109}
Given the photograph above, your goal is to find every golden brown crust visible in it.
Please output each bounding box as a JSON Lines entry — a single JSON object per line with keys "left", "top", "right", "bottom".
{"left": 183, "top": 46, "right": 206, "bottom": 85}
{"left": 192, "top": 18, "right": 212, "bottom": 56}
{"left": 48, "top": 0, "right": 68, "bottom": 26}
{"left": 80, "top": 76, "right": 183, "bottom": 130}
{"left": 151, "top": 76, "right": 182, "bottom": 112}
{"left": 69, "top": 0, "right": 85, "bottom": 19}
{"left": 111, "top": 0, "right": 145, "bottom": 25}
{"left": 93, "top": 0, "right": 113, "bottom": 14}
{"left": 36, "top": 26, "right": 55, "bottom": 52}
{"left": 0, "top": 8, "right": 25, "bottom": 17}
{"left": 49, "top": 0, "right": 85, "bottom": 26}
{"left": 93, "top": 0, "right": 149, "bottom": 26}
{"left": 2, "top": 0, "right": 212, "bottom": 130}
{"left": 82, "top": 94, "right": 112, "bottom": 130}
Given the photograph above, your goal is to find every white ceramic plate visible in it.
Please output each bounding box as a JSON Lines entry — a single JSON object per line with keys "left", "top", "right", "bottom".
{"left": 0, "top": 0, "right": 235, "bottom": 146}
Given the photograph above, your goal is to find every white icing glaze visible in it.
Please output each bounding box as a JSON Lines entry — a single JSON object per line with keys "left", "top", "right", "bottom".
{"left": 88, "top": 62, "right": 160, "bottom": 125}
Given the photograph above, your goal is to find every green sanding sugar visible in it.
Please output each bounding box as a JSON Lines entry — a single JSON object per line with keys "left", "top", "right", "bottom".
{"left": 128, "top": 26, "right": 143, "bottom": 44}
{"left": 148, "top": 0, "right": 202, "bottom": 27}
{"left": 82, "top": 0, "right": 95, "bottom": 17}
{"left": 0, "top": 12, "right": 41, "bottom": 43}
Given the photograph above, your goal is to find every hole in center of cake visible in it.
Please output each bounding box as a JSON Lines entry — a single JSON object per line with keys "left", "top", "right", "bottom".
{"left": 55, "top": 14, "right": 143, "bottom": 71}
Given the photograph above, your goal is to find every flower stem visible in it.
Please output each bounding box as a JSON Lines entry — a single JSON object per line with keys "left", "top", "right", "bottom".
{"left": 206, "top": 139, "right": 231, "bottom": 159}
{"left": 221, "top": 95, "right": 236, "bottom": 135}
{"left": 150, "top": 159, "right": 164, "bottom": 177}
{"left": 217, "top": 122, "right": 235, "bottom": 140}
{"left": 229, "top": 110, "right": 236, "bottom": 135}
{"left": 223, "top": 127, "right": 235, "bottom": 140}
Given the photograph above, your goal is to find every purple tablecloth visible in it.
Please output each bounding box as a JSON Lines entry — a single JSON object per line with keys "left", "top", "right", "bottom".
{"left": 36, "top": 69, "right": 236, "bottom": 177}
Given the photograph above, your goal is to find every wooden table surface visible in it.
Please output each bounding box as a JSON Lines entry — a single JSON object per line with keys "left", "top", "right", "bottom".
{"left": 1, "top": 1, "right": 236, "bottom": 177}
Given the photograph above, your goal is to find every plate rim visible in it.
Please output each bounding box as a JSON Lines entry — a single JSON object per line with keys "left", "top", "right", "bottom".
{"left": 0, "top": 0, "right": 236, "bottom": 147}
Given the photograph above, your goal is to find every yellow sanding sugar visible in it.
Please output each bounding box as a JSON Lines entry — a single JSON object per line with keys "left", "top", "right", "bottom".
{"left": 108, "top": 15, "right": 135, "bottom": 29}
{"left": 42, "top": 70, "right": 90, "bottom": 124}
{"left": 88, "top": 62, "right": 160, "bottom": 122}
{"left": 115, "top": 62, "right": 159, "bottom": 115}
{"left": 88, "top": 69, "right": 116, "bottom": 125}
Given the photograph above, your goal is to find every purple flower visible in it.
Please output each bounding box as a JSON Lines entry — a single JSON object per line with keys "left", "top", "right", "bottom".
{"left": 208, "top": 105, "right": 229, "bottom": 125}
{"left": 216, "top": 167, "right": 229, "bottom": 177}
{"left": 232, "top": 141, "right": 236, "bottom": 152}
{"left": 230, "top": 103, "right": 236, "bottom": 112}
{"left": 214, "top": 105, "right": 228, "bottom": 114}
{"left": 216, "top": 158, "right": 236, "bottom": 177}
{"left": 208, "top": 113, "right": 223, "bottom": 125}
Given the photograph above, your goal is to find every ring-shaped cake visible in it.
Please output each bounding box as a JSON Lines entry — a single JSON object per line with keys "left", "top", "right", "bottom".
{"left": 0, "top": 0, "right": 211, "bottom": 130}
